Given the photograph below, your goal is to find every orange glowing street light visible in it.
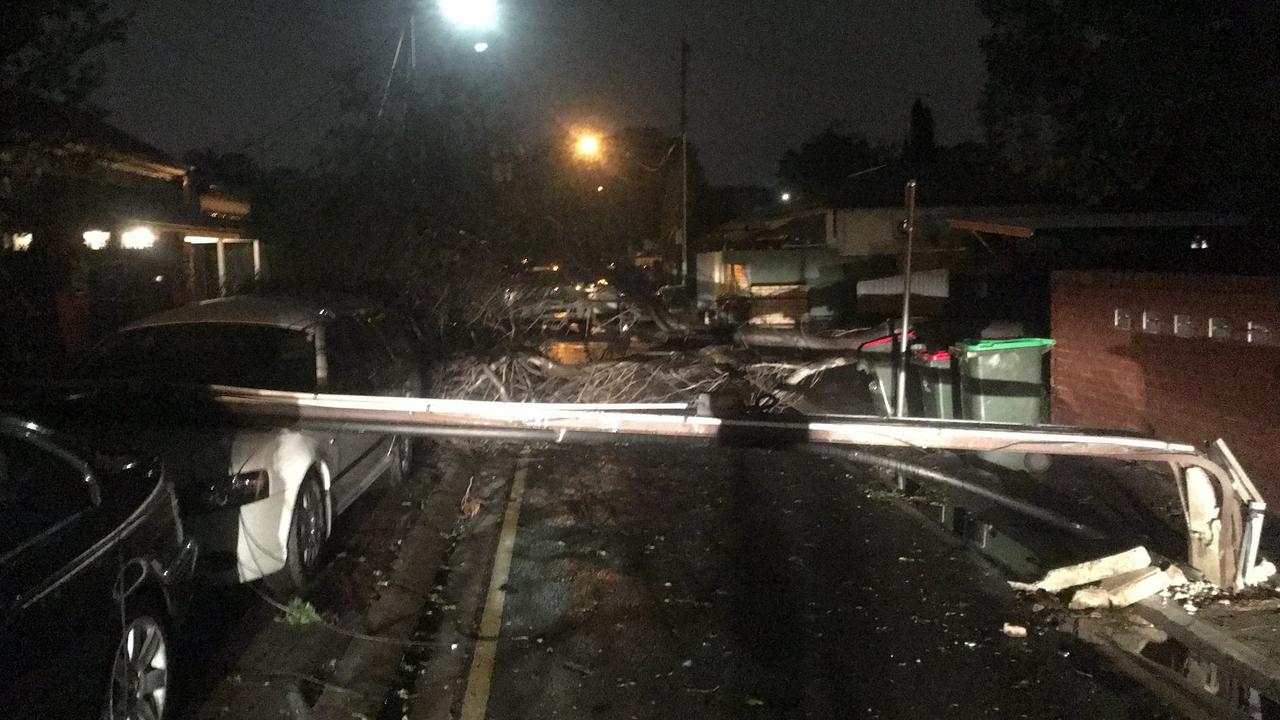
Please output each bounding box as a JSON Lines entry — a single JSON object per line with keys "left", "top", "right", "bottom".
{"left": 573, "top": 132, "right": 603, "bottom": 160}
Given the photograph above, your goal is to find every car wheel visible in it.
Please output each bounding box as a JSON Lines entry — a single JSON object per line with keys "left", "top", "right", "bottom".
{"left": 105, "top": 601, "right": 171, "bottom": 720}
{"left": 388, "top": 436, "right": 414, "bottom": 485}
{"left": 282, "top": 475, "right": 328, "bottom": 590}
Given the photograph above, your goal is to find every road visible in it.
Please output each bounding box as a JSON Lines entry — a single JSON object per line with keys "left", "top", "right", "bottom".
{"left": 166, "top": 441, "right": 1184, "bottom": 719}
{"left": 394, "top": 443, "right": 1174, "bottom": 720}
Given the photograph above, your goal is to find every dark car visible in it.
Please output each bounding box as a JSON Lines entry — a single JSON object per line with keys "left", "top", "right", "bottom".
{"left": 0, "top": 413, "right": 197, "bottom": 719}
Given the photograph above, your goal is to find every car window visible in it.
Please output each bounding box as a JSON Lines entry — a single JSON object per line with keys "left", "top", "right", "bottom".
{"left": 324, "top": 317, "right": 385, "bottom": 394}
{"left": 81, "top": 324, "right": 318, "bottom": 392}
{"left": 0, "top": 435, "right": 91, "bottom": 558}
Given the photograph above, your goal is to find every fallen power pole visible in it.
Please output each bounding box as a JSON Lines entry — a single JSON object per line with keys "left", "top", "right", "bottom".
{"left": 201, "top": 385, "right": 1267, "bottom": 591}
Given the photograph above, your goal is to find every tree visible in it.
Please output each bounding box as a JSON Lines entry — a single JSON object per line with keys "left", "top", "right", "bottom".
{"left": 1, "top": 0, "right": 127, "bottom": 103}
{"left": 904, "top": 99, "right": 937, "bottom": 168}
{"left": 979, "top": 1, "right": 1280, "bottom": 219}
{"left": 778, "top": 128, "right": 892, "bottom": 201}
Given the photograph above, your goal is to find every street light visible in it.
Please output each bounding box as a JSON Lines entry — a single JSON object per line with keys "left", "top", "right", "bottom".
{"left": 574, "top": 132, "right": 603, "bottom": 161}
{"left": 780, "top": 191, "right": 793, "bottom": 203}
{"left": 438, "top": 0, "right": 499, "bottom": 31}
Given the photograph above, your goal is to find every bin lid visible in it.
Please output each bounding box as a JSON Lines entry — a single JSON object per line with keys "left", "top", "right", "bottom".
{"left": 860, "top": 330, "right": 915, "bottom": 350}
{"left": 912, "top": 349, "right": 952, "bottom": 363}
{"left": 956, "top": 337, "right": 1056, "bottom": 352}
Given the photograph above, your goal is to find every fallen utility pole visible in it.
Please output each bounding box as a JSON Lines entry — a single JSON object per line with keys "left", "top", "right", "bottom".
{"left": 145, "top": 384, "right": 1266, "bottom": 592}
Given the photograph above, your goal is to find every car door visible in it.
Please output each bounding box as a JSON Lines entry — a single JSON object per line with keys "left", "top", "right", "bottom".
{"left": 321, "top": 316, "right": 394, "bottom": 512}
{"left": 0, "top": 432, "right": 120, "bottom": 717}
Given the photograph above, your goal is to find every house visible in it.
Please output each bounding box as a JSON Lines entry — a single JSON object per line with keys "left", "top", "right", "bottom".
{"left": 697, "top": 201, "right": 1252, "bottom": 328}
{"left": 1, "top": 93, "right": 258, "bottom": 368}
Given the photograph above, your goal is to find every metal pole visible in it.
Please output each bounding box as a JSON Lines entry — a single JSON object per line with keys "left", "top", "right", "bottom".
{"left": 215, "top": 238, "right": 227, "bottom": 297}
{"left": 895, "top": 179, "right": 917, "bottom": 417}
{"left": 409, "top": 13, "right": 417, "bottom": 78}
{"left": 377, "top": 27, "right": 406, "bottom": 119}
{"left": 680, "top": 39, "right": 691, "bottom": 291}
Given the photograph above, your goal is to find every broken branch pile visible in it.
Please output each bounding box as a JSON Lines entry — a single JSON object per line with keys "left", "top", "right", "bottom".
{"left": 429, "top": 350, "right": 836, "bottom": 408}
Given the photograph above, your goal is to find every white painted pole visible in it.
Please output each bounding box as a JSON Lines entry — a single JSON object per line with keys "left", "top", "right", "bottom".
{"left": 215, "top": 238, "right": 227, "bottom": 297}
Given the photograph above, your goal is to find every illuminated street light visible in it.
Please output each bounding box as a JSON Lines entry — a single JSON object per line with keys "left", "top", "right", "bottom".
{"left": 780, "top": 191, "right": 793, "bottom": 203}
{"left": 439, "top": 0, "right": 499, "bottom": 31}
{"left": 574, "top": 132, "right": 603, "bottom": 160}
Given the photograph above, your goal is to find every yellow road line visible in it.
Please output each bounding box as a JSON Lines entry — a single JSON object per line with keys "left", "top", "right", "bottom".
{"left": 459, "top": 451, "right": 533, "bottom": 720}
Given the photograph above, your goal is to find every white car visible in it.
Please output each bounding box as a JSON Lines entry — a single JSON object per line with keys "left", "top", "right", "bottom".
{"left": 78, "top": 296, "right": 422, "bottom": 587}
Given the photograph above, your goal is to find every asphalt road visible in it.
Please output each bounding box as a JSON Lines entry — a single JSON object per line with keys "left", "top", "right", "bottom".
{"left": 404, "top": 443, "right": 1177, "bottom": 720}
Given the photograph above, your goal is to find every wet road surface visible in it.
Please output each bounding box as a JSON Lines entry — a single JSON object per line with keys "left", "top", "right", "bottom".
{"left": 407, "top": 444, "right": 1175, "bottom": 719}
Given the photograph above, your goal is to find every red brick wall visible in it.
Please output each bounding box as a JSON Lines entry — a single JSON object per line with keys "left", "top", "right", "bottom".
{"left": 1051, "top": 271, "right": 1280, "bottom": 499}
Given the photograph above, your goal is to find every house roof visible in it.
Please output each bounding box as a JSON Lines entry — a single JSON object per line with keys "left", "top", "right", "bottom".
{"left": 947, "top": 211, "right": 1248, "bottom": 238}
{"left": 0, "top": 91, "right": 187, "bottom": 179}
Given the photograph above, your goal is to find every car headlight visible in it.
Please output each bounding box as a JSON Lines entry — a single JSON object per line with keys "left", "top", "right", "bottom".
{"left": 197, "top": 470, "right": 270, "bottom": 509}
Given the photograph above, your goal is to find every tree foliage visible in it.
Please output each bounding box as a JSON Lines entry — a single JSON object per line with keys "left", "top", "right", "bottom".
{"left": 1, "top": 0, "right": 127, "bottom": 103}
{"left": 979, "top": 1, "right": 1280, "bottom": 217}
{"left": 778, "top": 128, "right": 893, "bottom": 201}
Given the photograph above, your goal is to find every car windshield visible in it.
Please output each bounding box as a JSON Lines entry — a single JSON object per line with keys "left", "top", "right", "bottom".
{"left": 81, "top": 324, "right": 316, "bottom": 392}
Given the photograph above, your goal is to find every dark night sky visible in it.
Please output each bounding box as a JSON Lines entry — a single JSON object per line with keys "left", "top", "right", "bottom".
{"left": 96, "top": 1, "right": 991, "bottom": 186}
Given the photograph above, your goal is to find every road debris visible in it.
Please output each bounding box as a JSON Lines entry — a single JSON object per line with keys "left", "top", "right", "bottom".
{"left": 1010, "top": 546, "right": 1152, "bottom": 593}
{"left": 1001, "top": 623, "right": 1028, "bottom": 638}
{"left": 1247, "top": 559, "right": 1278, "bottom": 586}
{"left": 1068, "top": 567, "right": 1171, "bottom": 610}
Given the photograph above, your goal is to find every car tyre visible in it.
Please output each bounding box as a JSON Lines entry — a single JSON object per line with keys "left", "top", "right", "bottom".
{"left": 104, "top": 598, "right": 171, "bottom": 720}
{"left": 280, "top": 474, "right": 328, "bottom": 591}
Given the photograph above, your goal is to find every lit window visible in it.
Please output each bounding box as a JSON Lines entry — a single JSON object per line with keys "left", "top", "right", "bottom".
{"left": 12, "top": 232, "right": 33, "bottom": 251}
{"left": 121, "top": 226, "right": 157, "bottom": 250}
{"left": 83, "top": 230, "right": 110, "bottom": 250}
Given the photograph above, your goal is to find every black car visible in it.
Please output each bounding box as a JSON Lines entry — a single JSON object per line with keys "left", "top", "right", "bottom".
{"left": 0, "top": 413, "right": 197, "bottom": 719}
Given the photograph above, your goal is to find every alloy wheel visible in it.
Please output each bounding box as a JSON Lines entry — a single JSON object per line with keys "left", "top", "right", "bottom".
{"left": 107, "top": 615, "right": 168, "bottom": 720}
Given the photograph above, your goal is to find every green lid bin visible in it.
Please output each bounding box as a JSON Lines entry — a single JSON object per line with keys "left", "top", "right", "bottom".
{"left": 952, "top": 337, "right": 1055, "bottom": 472}
{"left": 910, "top": 349, "right": 956, "bottom": 419}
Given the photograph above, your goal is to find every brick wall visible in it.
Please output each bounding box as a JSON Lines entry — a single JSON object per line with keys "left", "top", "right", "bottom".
{"left": 1051, "top": 271, "right": 1280, "bottom": 499}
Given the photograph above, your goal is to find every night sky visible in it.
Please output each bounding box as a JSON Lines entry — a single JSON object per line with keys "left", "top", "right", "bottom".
{"left": 96, "top": 1, "right": 991, "bottom": 186}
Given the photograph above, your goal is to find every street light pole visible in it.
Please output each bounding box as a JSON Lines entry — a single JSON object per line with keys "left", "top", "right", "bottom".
{"left": 895, "top": 179, "right": 918, "bottom": 418}
{"left": 680, "top": 39, "right": 691, "bottom": 292}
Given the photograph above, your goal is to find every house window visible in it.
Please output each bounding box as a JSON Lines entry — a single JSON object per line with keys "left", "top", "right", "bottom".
{"left": 3, "top": 232, "right": 33, "bottom": 252}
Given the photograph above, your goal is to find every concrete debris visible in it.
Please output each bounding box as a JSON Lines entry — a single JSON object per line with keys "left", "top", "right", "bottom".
{"left": 1061, "top": 615, "right": 1168, "bottom": 655}
{"left": 1163, "top": 564, "right": 1188, "bottom": 587}
{"left": 1001, "top": 623, "right": 1028, "bottom": 638}
{"left": 1068, "top": 567, "right": 1170, "bottom": 610}
{"left": 1012, "top": 546, "right": 1152, "bottom": 594}
{"left": 1246, "top": 559, "right": 1277, "bottom": 586}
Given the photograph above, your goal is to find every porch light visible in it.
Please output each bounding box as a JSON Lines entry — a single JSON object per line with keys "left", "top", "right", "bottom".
{"left": 184, "top": 236, "right": 219, "bottom": 245}
{"left": 121, "top": 226, "right": 157, "bottom": 250}
{"left": 12, "top": 232, "right": 33, "bottom": 251}
{"left": 82, "top": 230, "right": 110, "bottom": 250}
